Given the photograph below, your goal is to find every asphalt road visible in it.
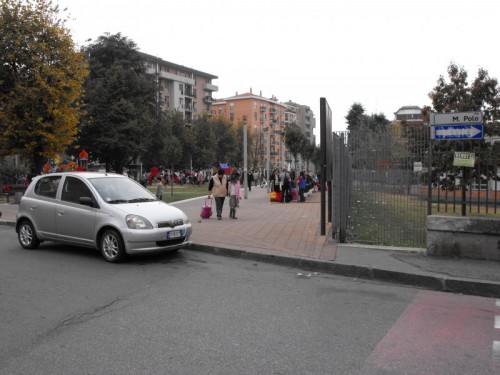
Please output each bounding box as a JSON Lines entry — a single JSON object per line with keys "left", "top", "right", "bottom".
{"left": 1, "top": 226, "right": 499, "bottom": 375}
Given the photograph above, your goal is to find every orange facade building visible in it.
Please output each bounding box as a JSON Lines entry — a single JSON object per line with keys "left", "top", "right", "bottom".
{"left": 211, "top": 89, "right": 288, "bottom": 170}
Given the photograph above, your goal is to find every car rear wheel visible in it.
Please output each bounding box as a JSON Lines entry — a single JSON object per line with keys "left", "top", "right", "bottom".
{"left": 100, "top": 229, "right": 126, "bottom": 263}
{"left": 18, "top": 220, "right": 40, "bottom": 249}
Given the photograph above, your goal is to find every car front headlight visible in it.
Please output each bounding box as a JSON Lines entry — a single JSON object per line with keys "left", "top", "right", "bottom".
{"left": 126, "top": 215, "right": 153, "bottom": 229}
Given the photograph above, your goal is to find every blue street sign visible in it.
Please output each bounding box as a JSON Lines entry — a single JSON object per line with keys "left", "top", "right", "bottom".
{"left": 433, "top": 124, "right": 483, "bottom": 140}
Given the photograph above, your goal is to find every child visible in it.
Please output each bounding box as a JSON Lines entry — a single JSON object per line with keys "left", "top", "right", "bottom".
{"left": 228, "top": 175, "right": 241, "bottom": 219}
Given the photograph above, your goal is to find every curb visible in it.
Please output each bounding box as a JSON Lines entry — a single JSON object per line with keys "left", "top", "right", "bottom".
{"left": 187, "top": 243, "right": 500, "bottom": 298}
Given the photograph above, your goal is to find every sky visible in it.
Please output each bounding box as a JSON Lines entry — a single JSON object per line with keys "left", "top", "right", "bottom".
{"left": 58, "top": 0, "right": 500, "bottom": 139}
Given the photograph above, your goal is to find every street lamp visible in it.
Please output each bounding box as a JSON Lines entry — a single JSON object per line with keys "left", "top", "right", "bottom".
{"left": 266, "top": 128, "right": 271, "bottom": 193}
{"left": 243, "top": 116, "right": 248, "bottom": 199}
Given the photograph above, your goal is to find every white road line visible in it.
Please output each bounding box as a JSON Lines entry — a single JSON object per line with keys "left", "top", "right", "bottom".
{"left": 496, "top": 316, "right": 500, "bottom": 330}
{"left": 493, "top": 341, "right": 500, "bottom": 359}
{"left": 496, "top": 300, "right": 500, "bottom": 307}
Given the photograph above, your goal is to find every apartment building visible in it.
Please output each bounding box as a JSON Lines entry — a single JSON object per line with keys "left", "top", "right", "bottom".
{"left": 211, "top": 89, "right": 288, "bottom": 170}
{"left": 141, "top": 52, "right": 218, "bottom": 123}
{"left": 284, "top": 100, "right": 316, "bottom": 144}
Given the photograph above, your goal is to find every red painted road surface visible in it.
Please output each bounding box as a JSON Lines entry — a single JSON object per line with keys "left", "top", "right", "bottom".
{"left": 360, "top": 290, "right": 500, "bottom": 375}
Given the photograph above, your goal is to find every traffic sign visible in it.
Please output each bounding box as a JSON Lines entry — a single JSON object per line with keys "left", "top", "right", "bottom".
{"left": 432, "top": 111, "right": 483, "bottom": 125}
{"left": 433, "top": 124, "right": 483, "bottom": 140}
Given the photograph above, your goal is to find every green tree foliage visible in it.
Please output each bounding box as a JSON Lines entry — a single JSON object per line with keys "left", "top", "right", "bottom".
{"left": 345, "top": 103, "right": 391, "bottom": 169}
{"left": 210, "top": 116, "right": 239, "bottom": 166}
{"left": 190, "top": 115, "right": 239, "bottom": 169}
{"left": 0, "top": 0, "right": 88, "bottom": 172}
{"left": 346, "top": 103, "right": 390, "bottom": 132}
{"left": 166, "top": 110, "right": 194, "bottom": 169}
{"left": 282, "top": 124, "right": 319, "bottom": 171}
{"left": 302, "top": 142, "right": 317, "bottom": 171}
{"left": 191, "top": 114, "right": 217, "bottom": 168}
{"left": 284, "top": 124, "right": 306, "bottom": 164}
{"left": 428, "top": 62, "right": 500, "bottom": 187}
{"left": 78, "top": 33, "right": 156, "bottom": 172}
{"left": 345, "top": 103, "right": 366, "bottom": 131}
{"left": 346, "top": 103, "right": 389, "bottom": 132}
{"left": 142, "top": 115, "right": 169, "bottom": 170}
{"left": 429, "top": 62, "right": 500, "bottom": 138}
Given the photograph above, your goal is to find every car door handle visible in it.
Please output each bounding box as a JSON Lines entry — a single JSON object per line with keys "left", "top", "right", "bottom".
{"left": 57, "top": 210, "right": 65, "bottom": 216}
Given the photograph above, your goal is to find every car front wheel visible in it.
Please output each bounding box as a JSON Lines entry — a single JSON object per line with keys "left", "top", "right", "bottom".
{"left": 100, "top": 229, "right": 126, "bottom": 263}
{"left": 18, "top": 220, "right": 40, "bottom": 249}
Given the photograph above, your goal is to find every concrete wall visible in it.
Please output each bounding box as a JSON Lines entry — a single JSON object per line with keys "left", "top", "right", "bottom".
{"left": 427, "top": 215, "right": 500, "bottom": 260}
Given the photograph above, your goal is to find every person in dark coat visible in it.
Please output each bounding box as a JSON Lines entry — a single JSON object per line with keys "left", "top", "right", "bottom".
{"left": 247, "top": 170, "right": 254, "bottom": 191}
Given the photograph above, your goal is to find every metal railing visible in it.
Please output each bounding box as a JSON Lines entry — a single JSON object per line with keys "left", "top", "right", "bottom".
{"left": 331, "top": 127, "right": 500, "bottom": 248}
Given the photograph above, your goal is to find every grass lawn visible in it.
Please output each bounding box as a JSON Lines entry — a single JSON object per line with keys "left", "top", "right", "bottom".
{"left": 348, "top": 191, "right": 427, "bottom": 247}
{"left": 148, "top": 183, "right": 209, "bottom": 203}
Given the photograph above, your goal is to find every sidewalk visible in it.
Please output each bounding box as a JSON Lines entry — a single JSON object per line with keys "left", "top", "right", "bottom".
{"left": 2, "top": 188, "right": 500, "bottom": 297}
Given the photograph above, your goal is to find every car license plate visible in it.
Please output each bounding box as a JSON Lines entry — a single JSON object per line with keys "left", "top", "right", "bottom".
{"left": 167, "top": 230, "right": 183, "bottom": 239}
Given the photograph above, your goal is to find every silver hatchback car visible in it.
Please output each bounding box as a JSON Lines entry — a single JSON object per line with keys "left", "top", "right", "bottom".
{"left": 16, "top": 172, "right": 192, "bottom": 262}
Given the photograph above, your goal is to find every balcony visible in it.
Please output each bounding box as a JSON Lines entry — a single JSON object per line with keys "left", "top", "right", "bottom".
{"left": 146, "top": 68, "right": 195, "bottom": 85}
{"left": 269, "top": 108, "right": 277, "bottom": 114}
{"left": 203, "top": 83, "right": 219, "bottom": 92}
{"left": 260, "top": 105, "right": 267, "bottom": 112}
{"left": 203, "top": 96, "right": 213, "bottom": 104}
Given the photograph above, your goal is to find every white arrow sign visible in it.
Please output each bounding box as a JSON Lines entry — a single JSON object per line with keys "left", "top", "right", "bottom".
{"left": 434, "top": 124, "right": 483, "bottom": 140}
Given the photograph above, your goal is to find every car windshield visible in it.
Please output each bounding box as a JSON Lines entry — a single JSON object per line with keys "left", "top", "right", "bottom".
{"left": 89, "top": 177, "right": 157, "bottom": 203}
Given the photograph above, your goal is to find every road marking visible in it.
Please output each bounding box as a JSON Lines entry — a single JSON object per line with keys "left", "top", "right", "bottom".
{"left": 360, "top": 291, "right": 500, "bottom": 374}
{"left": 495, "top": 316, "right": 500, "bottom": 329}
{"left": 493, "top": 341, "right": 500, "bottom": 359}
{"left": 494, "top": 301, "right": 500, "bottom": 363}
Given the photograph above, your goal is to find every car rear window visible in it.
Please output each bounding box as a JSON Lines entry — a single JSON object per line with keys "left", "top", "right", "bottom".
{"left": 34, "top": 176, "right": 61, "bottom": 199}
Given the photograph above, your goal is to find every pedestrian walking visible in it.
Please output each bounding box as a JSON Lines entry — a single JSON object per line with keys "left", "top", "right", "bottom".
{"left": 156, "top": 178, "right": 163, "bottom": 200}
{"left": 247, "top": 170, "right": 254, "bottom": 191}
{"left": 270, "top": 168, "right": 280, "bottom": 192}
{"left": 228, "top": 174, "right": 241, "bottom": 219}
{"left": 298, "top": 171, "right": 307, "bottom": 202}
{"left": 198, "top": 169, "right": 205, "bottom": 187}
{"left": 208, "top": 168, "right": 228, "bottom": 220}
{"left": 279, "top": 169, "right": 291, "bottom": 203}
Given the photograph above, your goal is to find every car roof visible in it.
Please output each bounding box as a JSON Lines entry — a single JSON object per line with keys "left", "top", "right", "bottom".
{"left": 34, "top": 172, "right": 127, "bottom": 180}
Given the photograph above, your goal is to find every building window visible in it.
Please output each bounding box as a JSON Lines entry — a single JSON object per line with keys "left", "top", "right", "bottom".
{"left": 230, "top": 113, "right": 234, "bottom": 121}
{"left": 254, "top": 112, "right": 257, "bottom": 121}
{"left": 229, "top": 102, "right": 234, "bottom": 110}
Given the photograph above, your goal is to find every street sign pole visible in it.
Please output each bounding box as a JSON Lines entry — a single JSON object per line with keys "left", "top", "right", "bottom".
{"left": 429, "top": 111, "right": 484, "bottom": 216}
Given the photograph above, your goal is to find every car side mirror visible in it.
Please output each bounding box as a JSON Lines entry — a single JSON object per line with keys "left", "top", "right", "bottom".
{"left": 79, "top": 196, "right": 94, "bottom": 207}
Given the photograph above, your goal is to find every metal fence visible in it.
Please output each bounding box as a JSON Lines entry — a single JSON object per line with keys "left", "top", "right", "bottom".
{"left": 331, "top": 126, "right": 500, "bottom": 248}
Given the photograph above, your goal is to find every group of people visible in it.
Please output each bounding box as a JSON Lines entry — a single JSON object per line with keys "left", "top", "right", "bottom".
{"left": 206, "top": 167, "right": 317, "bottom": 220}
{"left": 142, "top": 169, "right": 208, "bottom": 188}
{"left": 208, "top": 168, "right": 241, "bottom": 220}
{"left": 269, "top": 168, "right": 316, "bottom": 203}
